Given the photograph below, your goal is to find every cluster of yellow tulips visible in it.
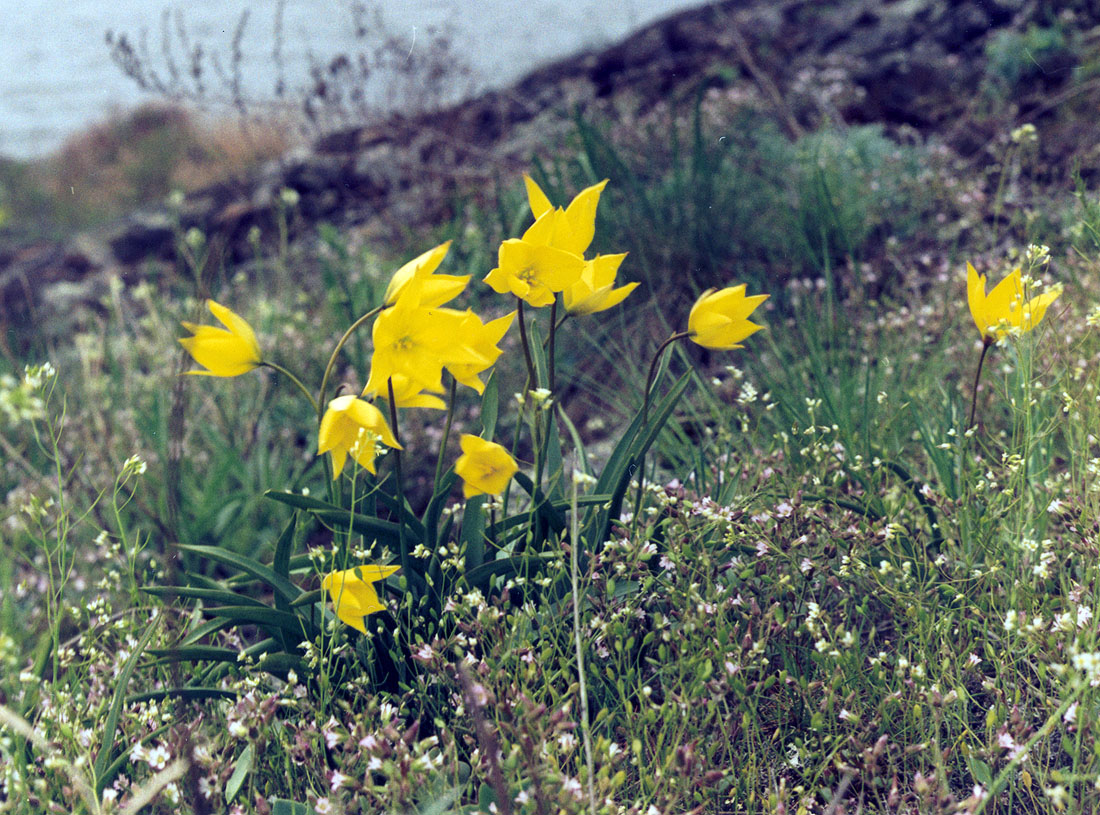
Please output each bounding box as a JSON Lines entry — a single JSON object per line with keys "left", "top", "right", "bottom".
{"left": 171, "top": 174, "right": 796, "bottom": 633}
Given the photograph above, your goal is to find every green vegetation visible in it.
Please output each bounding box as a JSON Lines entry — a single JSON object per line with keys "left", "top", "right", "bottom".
{"left": 3, "top": 87, "right": 1100, "bottom": 815}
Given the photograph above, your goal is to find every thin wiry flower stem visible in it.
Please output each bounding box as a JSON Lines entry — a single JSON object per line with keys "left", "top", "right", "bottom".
{"left": 261, "top": 362, "right": 318, "bottom": 414}
{"left": 433, "top": 375, "right": 458, "bottom": 486}
{"left": 517, "top": 297, "right": 537, "bottom": 394}
{"left": 967, "top": 338, "right": 993, "bottom": 430}
{"left": 548, "top": 300, "right": 558, "bottom": 392}
{"left": 633, "top": 331, "right": 691, "bottom": 536}
{"left": 387, "top": 378, "right": 411, "bottom": 580}
{"left": 642, "top": 332, "right": 691, "bottom": 425}
{"left": 318, "top": 304, "right": 385, "bottom": 421}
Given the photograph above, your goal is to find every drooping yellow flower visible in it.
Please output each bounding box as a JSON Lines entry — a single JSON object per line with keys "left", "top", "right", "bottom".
{"left": 318, "top": 395, "right": 401, "bottom": 478}
{"left": 179, "top": 300, "right": 261, "bottom": 376}
{"left": 484, "top": 209, "right": 586, "bottom": 307}
{"left": 364, "top": 280, "right": 489, "bottom": 398}
{"left": 454, "top": 435, "right": 519, "bottom": 498}
{"left": 444, "top": 310, "right": 515, "bottom": 394}
{"left": 563, "top": 253, "right": 637, "bottom": 315}
{"left": 372, "top": 373, "right": 447, "bottom": 410}
{"left": 687, "top": 285, "right": 769, "bottom": 350}
{"left": 322, "top": 565, "right": 400, "bottom": 633}
{"left": 966, "top": 262, "right": 1060, "bottom": 343}
{"left": 383, "top": 241, "right": 469, "bottom": 308}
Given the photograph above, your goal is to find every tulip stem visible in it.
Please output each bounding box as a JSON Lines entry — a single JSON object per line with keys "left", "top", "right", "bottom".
{"left": 318, "top": 304, "right": 385, "bottom": 421}
{"left": 434, "top": 375, "right": 458, "bottom": 487}
{"left": 261, "top": 362, "right": 318, "bottom": 414}
{"left": 548, "top": 301, "right": 558, "bottom": 392}
{"left": 516, "top": 298, "right": 537, "bottom": 394}
{"left": 967, "top": 338, "right": 993, "bottom": 430}
{"left": 386, "top": 378, "right": 411, "bottom": 580}
{"left": 633, "top": 331, "right": 691, "bottom": 535}
{"left": 642, "top": 332, "right": 691, "bottom": 425}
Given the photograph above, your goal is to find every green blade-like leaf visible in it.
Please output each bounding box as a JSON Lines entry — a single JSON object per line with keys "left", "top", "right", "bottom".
{"left": 126, "top": 687, "right": 239, "bottom": 705}
{"left": 203, "top": 606, "right": 313, "bottom": 638}
{"left": 481, "top": 371, "right": 499, "bottom": 438}
{"left": 176, "top": 544, "right": 302, "bottom": 605}
{"left": 141, "top": 586, "right": 267, "bottom": 607}
{"left": 272, "top": 514, "right": 298, "bottom": 612}
{"left": 226, "top": 744, "right": 254, "bottom": 804}
{"left": 460, "top": 495, "right": 487, "bottom": 572}
{"left": 147, "top": 646, "right": 242, "bottom": 663}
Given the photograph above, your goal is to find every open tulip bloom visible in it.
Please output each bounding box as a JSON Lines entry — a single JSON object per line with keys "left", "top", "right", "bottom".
{"left": 966, "top": 262, "right": 1060, "bottom": 344}
{"left": 318, "top": 395, "right": 402, "bottom": 478}
{"left": 179, "top": 299, "right": 262, "bottom": 377}
{"left": 383, "top": 240, "right": 470, "bottom": 308}
{"left": 965, "top": 261, "right": 1061, "bottom": 428}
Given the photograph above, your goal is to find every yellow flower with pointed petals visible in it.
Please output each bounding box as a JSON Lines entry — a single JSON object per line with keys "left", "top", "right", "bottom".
{"left": 687, "top": 285, "right": 769, "bottom": 350}
{"left": 318, "top": 395, "right": 401, "bottom": 478}
{"left": 455, "top": 435, "right": 519, "bottom": 498}
{"left": 444, "top": 310, "right": 515, "bottom": 394}
{"left": 372, "top": 374, "right": 447, "bottom": 410}
{"left": 966, "top": 262, "right": 1060, "bottom": 343}
{"left": 484, "top": 210, "right": 586, "bottom": 307}
{"left": 364, "top": 281, "right": 489, "bottom": 398}
{"left": 179, "top": 300, "right": 261, "bottom": 376}
{"left": 563, "top": 253, "right": 637, "bottom": 315}
{"left": 524, "top": 175, "right": 608, "bottom": 256}
{"left": 322, "top": 565, "right": 400, "bottom": 633}
{"left": 383, "top": 241, "right": 470, "bottom": 308}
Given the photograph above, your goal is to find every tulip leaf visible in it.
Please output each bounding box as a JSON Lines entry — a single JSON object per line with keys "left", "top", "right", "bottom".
{"left": 176, "top": 544, "right": 302, "bottom": 605}
{"left": 256, "top": 652, "right": 309, "bottom": 675}
{"left": 481, "top": 371, "right": 499, "bottom": 438}
{"left": 141, "top": 586, "right": 267, "bottom": 607}
{"left": 591, "top": 372, "right": 691, "bottom": 545}
{"left": 460, "top": 495, "right": 487, "bottom": 572}
{"left": 203, "top": 605, "right": 314, "bottom": 638}
{"left": 290, "top": 588, "right": 325, "bottom": 607}
{"left": 423, "top": 470, "right": 458, "bottom": 551}
{"left": 225, "top": 743, "right": 254, "bottom": 804}
{"left": 271, "top": 800, "right": 316, "bottom": 815}
{"left": 273, "top": 513, "right": 297, "bottom": 604}
{"left": 464, "top": 555, "right": 550, "bottom": 592}
{"left": 147, "top": 646, "right": 243, "bottom": 663}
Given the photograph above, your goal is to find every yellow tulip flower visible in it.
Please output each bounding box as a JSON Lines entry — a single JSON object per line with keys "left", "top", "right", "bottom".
{"left": 322, "top": 565, "right": 400, "bottom": 633}
{"left": 318, "top": 395, "right": 401, "bottom": 478}
{"left": 444, "top": 310, "right": 515, "bottom": 394}
{"left": 364, "top": 280, "right": 490, "bottom": 398}
{"left": 383, "top": 240, "right": 469, "bottom": 308}
{"left": 179, "top": 300, "right": 261, "bottom": 377}
{"left": 524, "top": 175, "right": 608, "bottom": 256}
{"left": 563, "top": 253, "right": 637, "bottom": 315}
{"left": 454, "top": 434, "right": 519, "bottom": 498}
{"left": 484, "top": 209, "right": 586, "bottom": 307}
{"left": 966, "top": 262, "right": 1060, "bottom": 343}
{"left": 687, "top": 285, "right": 769, "bottom": 350}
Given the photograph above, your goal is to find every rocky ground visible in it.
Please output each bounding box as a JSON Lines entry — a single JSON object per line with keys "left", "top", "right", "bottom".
{"left": 3, "top": 0, "right": 1097, "bottom": 355}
